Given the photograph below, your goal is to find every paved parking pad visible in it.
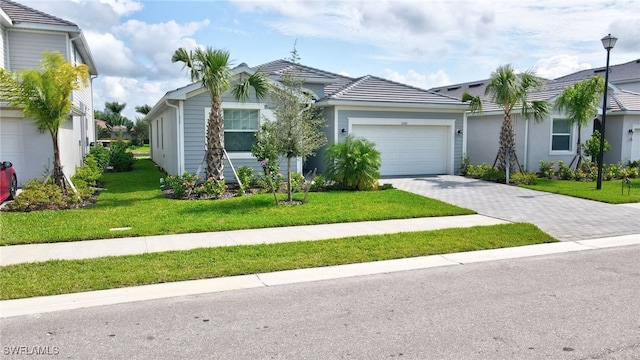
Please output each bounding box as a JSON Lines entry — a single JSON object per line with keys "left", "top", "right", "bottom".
{"left": 386, "top": 176, "right": 640, "bottom": 241}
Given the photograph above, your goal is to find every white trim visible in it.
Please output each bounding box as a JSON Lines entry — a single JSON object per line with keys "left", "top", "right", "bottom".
{"left": 348, "top": 117, "right": 455, "bottom": 131}
{"left": 462, "top": 112, "right": 468, "bottom": 155}
{"left": 549, "top": 117, "right": 575, "bottom": 155}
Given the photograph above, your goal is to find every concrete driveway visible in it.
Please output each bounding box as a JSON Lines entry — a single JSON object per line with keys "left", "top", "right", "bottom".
{"left": 385, "top": 176, "right": 640, "bottom": 241}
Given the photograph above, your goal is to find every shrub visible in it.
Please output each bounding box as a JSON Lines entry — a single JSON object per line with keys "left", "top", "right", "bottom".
{"left": 557, "top": 161, "right": 573, "bottom": 180}
{"left": 539, "top": 160, "right": 555, "bottom": 179}
{"left": 459, "top": 153, "right": 470, "bottom": 176}
{"left": 509, "top": 171, "right": 537, "bottom": 185}
{"left": 256, "top": 171, "right": 284, "bottom": 193}
{"left": 325, "top": 135, "right": 381, "bottom": 191}
{"left": 109, "top": 141, "right": 135, "bottom": 172}
{"left": 194, "top": 177, "right": 226, "bottom": 199}
{"left": 5, "top": 178, "right": 94, "bottom": 212}
{"left": 379, "top": 183, "right": 395, "bottom": 190}
{"left": 236, "top": 166, "right": 254, "bottom": 196}
{"left": 583, "top": 130, "right": 610, "bottom": 162}
{"left": 162, "top": 172, "right": 199, "bottom": 199}
{"left": 72, "top": 154, "right": 103, "bottom": 187}
{"left": 89, "top": 145, "right": 110, "bottom": 170}
{"left": 309, "top": 174, "right": 333, "bottom": 192}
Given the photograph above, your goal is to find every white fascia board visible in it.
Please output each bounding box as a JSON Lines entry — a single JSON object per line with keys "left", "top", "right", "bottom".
{"left": 70, "top": 32, "right": 98, "bottom": 75}
{"left": 0, "top": 9, "right": 11, "bottom": 26}
{"left": 11, "top": 23, "right": 79, "bottom": 33}
{"left": 317, "top": 100, "right": 468, "bottom": 112}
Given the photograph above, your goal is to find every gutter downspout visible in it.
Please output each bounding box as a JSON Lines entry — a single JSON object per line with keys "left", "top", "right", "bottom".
{"left": 165, "top": 100, "right": 183, "bottom": 174}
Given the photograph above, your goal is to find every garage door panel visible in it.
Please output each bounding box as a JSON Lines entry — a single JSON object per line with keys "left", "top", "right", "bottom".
{"left": 0, "top": 118, "right": 25, "bottom": 179}
{"left": 351, "top": 124, "right": 449, "bottom": 176}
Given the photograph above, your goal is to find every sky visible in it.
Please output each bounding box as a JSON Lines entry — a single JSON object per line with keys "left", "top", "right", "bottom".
{"left": 18, "top": 0, "right": 640, "bottom": 121}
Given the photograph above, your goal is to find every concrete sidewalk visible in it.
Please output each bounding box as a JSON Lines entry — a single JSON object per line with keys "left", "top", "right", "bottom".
{"left": 1, "top": 214, "right": 506, "bottom": 265}
{"left": 1, "top": 234, "right": 637, "bottom": 318}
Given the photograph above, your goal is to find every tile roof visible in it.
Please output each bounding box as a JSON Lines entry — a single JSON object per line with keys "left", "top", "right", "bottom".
{"left": 554, "top": 58, "right": 640, "bottom": 84}
{"left": 0, "top": 0, "right": 78, "bottom": 28}
{"left": 254, "top": 59, "right": 463, "bottom": 107}
{"left": 610, "top": 90, "right": 640, "bottom": 112}
{"left": 430, "top": 58, "right": 640, "bottom": 113}
{"left": 326, "top": 75, "right": 463, "bottom": 105}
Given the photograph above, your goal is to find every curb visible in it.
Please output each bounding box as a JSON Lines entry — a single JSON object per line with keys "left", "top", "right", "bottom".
{"left": 1, "top": 234, "right": 637, "bottom": 319}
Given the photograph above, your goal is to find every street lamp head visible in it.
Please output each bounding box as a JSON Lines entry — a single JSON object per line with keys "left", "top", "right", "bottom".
{"left": 601, "top": 34, "right": 617, "bottom": 50}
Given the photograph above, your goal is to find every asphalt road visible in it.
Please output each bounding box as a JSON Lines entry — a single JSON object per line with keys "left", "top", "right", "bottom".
{"left": 2, "top": 245, "right": 639, "bottom": 360}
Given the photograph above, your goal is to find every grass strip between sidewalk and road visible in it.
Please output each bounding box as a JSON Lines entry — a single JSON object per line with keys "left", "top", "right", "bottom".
{"left": 1, "top": 160, "right": 475, "bottom": 245}
{"left": 521, "top": 178, "right": 640, "bottom": 204}
{"left": 0, "top": 223, "right": 555, "bottom": 300}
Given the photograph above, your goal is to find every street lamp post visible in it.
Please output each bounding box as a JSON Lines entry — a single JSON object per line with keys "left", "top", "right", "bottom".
{"left": 596, "top": 34, "right": 617, "bottom": 190}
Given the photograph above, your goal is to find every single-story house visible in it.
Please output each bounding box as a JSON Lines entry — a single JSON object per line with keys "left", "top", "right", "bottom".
{"left": 430, "top": 59, "right": 640, "bottom": 172}
{"left": 0, "top": 0, "right": 98, "bottom": 184}
{"left": 147, "top": 60, "right": 469, "bottom": 179}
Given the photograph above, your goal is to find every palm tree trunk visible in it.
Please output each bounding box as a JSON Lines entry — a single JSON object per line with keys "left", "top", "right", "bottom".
{"left": 207, "top": 98, "right": 225, "bottom": 180}
{"left": 494, "top": 112, "right": 519, "bottom": 172}
{"left": 51, "top": 130, "right": 67, "bottom": 192}
{"left": 575, "top": 125, "right": 583, "bottom": 170}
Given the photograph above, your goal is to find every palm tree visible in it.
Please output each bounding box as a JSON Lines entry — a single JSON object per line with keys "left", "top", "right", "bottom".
{"left": 463, "top": 65, "right": 549, "bottom": 172}
{"left": 554, "top": 76, "right": 605, "bottom": 170}
{"left": 172, "top": 47, "right": 269, "bottom": 180}
{"left": 0, "top": 51, "right": 89, "bottom": 191}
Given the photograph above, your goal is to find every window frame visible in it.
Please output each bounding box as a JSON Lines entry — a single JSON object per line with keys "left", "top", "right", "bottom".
{"left": 549, "top": 118, "right": 574, "bottom": 155}
{"left": 204, "top": 103, "right": 265, "bottom": 154}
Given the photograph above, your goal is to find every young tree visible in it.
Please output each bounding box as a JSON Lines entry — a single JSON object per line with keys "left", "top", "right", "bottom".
{"left": 554, "top": 76, "right": 605, "bottom": 169}
{"left": 0, "top": 51, "right": 89, "bottom": 191}
{"left": 259, "top": 71, "right": 327, "bottom": 202}
{"left": 172, "top": 47, "right": 269, "bottom": 180}
{"left": 462, "top": 65, "right": 549, "bottom": 173}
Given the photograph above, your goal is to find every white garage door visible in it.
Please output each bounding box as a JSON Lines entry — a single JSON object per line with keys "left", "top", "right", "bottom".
{"left": 0, "top": 118, "right": 25, "bottom": 180}
{"left": 351, "top": 124, "right": 449, "bottom": 176}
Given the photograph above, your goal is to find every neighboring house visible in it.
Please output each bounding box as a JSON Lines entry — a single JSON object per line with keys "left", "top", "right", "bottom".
{"left": 147, "top": 60, "right": 469, "bottom": 179}
{"left": 0, "top": 0, "right": 98, "bottom": 184}
{"left": 95, "top": 119, "right": 132, "bottom": 140}
{"left": 431, "top": 59, "right": 640, "bottom": 172}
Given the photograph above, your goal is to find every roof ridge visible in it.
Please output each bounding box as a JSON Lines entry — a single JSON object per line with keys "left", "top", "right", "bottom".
{"left": 330, "top": 75, "right": 370, "bottom": 98}
{"left": 365, "top": 74, "right": 464, "bottom": 101}
{"left": 0, "top": 0, "right": 78, "bottom": 27}
{"left": 255, "top": 59, "right": 353, "bottom": 80}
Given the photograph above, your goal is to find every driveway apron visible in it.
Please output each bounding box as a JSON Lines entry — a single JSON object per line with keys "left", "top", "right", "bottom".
{"left": 385, "top": 176, "right": 640, "bottom": 241}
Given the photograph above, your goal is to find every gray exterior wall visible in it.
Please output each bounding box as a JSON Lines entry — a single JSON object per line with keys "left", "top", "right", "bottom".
{"left": 605, "top": 114, "right": 624, "bottom": 165}
{"left": 150, "top": 107, "right": 178, "bottom": 174}
{"left": 467, "top": 113, "right": 599, "bottom": 172}
{"left": 7, "top": 31, "right": 66, "bottom": 70}
{"left": 170, "top": 89, "right": 301, "bottom": 181}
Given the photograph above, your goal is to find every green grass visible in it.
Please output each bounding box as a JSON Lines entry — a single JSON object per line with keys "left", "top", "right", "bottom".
{"left": 0, "top": 159, "right": 475, "bottom": 245}
{"left": 521, "top": 178, "right": 640, "bottom": 204}
{"left": 0, "top": 223, "right": 555, "bottom": 300}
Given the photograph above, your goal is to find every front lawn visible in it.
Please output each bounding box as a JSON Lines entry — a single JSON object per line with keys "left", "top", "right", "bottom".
{"left": 0, "top": 159, "right": 475, "bottom": 245}
{"left": 521, "top": 178, "right": 640, "bottom": 204}
{"left": 0, "top": 223, "right": 555, "bottom": 299}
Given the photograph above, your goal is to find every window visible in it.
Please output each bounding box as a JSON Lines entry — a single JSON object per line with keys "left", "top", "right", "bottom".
{"left": 223, "top": 109, "right": 259, "bottom": 152}
{"left": 551, "top": 119, "right": 572, "bottom": 152}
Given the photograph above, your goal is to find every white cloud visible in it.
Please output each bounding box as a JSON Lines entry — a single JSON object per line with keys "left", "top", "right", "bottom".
{"left": 99, "top": 0, "right": 144, "bottom": 17}
{"left": 534, "top": 55, "right": 592, "bottom": 79}
{"left": 84, "top": 31, "right": 141, "bottom": 77}
{"left": 380, "top": 68, "right": 451, "bottom": 89}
